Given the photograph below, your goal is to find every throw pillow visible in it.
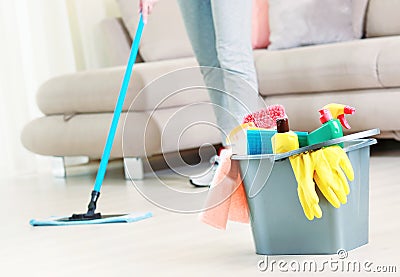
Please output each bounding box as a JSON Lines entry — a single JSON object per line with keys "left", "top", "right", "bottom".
{"left": 268, "top": 0, "right": 355, "bottom": 50}
{"left": 252, "top": 0, "right": 270, "bottom": 49}
{"left": 117, "top": 0, "right": 137, "bottom": 41}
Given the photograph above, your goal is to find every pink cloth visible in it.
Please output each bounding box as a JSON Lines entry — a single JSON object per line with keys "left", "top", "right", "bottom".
{"left": 200, "top": 149, "right": 250, "bottom": 230}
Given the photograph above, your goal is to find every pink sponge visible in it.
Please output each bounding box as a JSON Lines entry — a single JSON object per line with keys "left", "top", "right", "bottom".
{"left": 243, "top": 105, "right": 286, "bottom": 129}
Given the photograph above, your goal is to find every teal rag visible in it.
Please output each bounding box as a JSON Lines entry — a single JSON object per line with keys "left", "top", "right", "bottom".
{"left": 29, "top": 212, "right": 153, "bottom": 227}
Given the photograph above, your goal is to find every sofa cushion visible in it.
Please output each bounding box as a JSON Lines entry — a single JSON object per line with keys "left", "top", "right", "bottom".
{"left": 366, "top": 0, "right": 400, "bottom": 38}
{"left": 377, "top": 39, "right": 400, "bottom": 87}
{"left": 263, "top": 88, "right": 400, "bottom": 133}
{"left": 21, "top": 105, "right": 221, "bottom": 159}
{"left": 117, "top": 0, "right": 194, "bottom": 62}
{"left": 21, "top": 112, "right": 160, "bottom": 159}
{"left": 256, "top": 36, "right": 400, "bottom": 96}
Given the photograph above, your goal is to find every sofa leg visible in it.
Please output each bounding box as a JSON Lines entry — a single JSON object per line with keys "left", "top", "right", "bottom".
{"left": 52, "top": 157, "right": 66, "bottom": 178}
{"left": 124, "top": 157, "right": 144, "bottom": 180}
{"left": 51, "top": 156, "right": 90, "bottom": 178}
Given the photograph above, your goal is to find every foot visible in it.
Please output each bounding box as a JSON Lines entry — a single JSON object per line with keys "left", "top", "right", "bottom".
{"left": 189, "top": 155, "right": 220, "bottom": 187}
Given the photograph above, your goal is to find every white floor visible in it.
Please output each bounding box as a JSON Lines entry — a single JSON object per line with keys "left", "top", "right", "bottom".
{"left": 1, "top": 141, "right": 400, "bottom": 277}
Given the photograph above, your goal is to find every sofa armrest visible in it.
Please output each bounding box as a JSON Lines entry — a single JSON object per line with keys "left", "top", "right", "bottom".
{"left": 37, "top": 57, "right": 205, "bottom": 115}
{"left": 97, "top": 17, "right": 142, "bottom": 67}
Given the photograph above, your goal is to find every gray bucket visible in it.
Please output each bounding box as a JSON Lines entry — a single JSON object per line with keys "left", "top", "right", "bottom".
{"left": 232, "top": 138, "right": 377, "bottom": 255}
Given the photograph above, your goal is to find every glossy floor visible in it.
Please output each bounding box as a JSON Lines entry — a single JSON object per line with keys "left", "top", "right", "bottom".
{"left": 1, "top": 141, "right": 399, "bottom": 276}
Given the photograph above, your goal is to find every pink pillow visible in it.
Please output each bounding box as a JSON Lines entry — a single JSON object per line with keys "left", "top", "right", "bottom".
{"left": 252, "top": 0, "right": 270, "bottom": 49}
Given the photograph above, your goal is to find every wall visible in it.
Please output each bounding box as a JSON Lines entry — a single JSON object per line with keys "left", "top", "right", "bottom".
{"left": 0, "top": 0, "right": 78, "bottom": 176}
{"left": 66, "top": 0, "right": 122, "bottom": 70}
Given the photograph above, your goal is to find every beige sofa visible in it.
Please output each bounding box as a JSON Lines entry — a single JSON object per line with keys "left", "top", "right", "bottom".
{"left": 21, "top": 0, "right": 400, "bottom": 178}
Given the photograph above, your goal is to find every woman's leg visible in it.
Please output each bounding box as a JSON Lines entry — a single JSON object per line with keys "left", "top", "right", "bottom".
{"left": 211, "top": 0, "right": 262, "bottom": 124}
{"left": 177, "top": 0, "right": 237, "bottom": 140}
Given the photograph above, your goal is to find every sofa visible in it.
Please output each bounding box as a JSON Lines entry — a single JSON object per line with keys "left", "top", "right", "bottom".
{"left": 21, "top": 0, "right": 400, "bottom": 179}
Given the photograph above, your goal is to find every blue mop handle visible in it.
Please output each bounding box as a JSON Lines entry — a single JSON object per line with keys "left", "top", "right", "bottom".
{"left": 93, "top": 15, "right": 144, "bottom": 192}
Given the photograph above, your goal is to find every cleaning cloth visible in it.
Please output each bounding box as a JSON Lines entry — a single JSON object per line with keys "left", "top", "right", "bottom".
{"left": 30, "top": 212, "right": 153, "bottom": 227}
{"left": 200, "top": 148, "right": 250, "bottom": 229}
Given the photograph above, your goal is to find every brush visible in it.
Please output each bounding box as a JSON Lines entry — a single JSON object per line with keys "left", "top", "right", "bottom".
{"left": 242, "top": 104, "right": 286, "bottom": 129}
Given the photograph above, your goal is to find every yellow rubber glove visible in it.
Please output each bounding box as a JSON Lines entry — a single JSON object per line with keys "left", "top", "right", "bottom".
{"left": 289, "top": 153, "right": 322, "bottom": 220}
{"left": 311, "top": 146, "right": 354, "bottom": 208}
{"left": 272, "top": 127, "right": 321, "bottom": 221}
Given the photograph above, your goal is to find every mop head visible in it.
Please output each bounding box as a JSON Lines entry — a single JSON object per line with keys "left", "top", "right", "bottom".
{"left": 29, "top": 212, "right": 153, "bottom": 227}
{"left": 243, "top": 105, "right": 286, "bottom": 129}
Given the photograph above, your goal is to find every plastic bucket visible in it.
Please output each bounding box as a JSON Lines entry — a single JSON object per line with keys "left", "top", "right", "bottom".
{"left": 233, "top": 138, "right": 377, "bottom": 255}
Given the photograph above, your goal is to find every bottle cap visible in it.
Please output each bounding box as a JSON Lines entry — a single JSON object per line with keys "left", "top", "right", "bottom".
{"left": 319, "top": 109, "right": 333, "bottom": 124}
{"left": 276, "top": 118, "right": 289, "bottom": 133}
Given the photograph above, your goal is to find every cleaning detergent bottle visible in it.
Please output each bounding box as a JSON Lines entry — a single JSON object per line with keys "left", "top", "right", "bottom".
{"left": 272, "top": 118, "right": 299, "bottom": 154}
{"left": 307, "top": 103, "right": 356, "bottom": 146}
{"left": 322, "top": 103, "right": 356, "bottom": 129}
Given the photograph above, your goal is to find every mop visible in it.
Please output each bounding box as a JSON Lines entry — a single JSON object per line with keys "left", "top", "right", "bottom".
{"left": 30, "top": 14, "right": 152, "bottom": 226}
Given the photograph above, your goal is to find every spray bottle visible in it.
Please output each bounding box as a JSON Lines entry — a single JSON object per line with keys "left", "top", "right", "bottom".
{"left": 307, "top": 103, "right": 356, "bottom": 146}
{"left": 271, "top": 117, "right": 299, "bottom": 154}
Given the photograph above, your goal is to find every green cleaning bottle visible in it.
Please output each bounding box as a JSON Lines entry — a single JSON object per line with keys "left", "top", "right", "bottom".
{"left": 307, "top": 109, "right": 343, "bottom": 146}
{"left": 307, "top": 103, "right": 356, "bottom": 146}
